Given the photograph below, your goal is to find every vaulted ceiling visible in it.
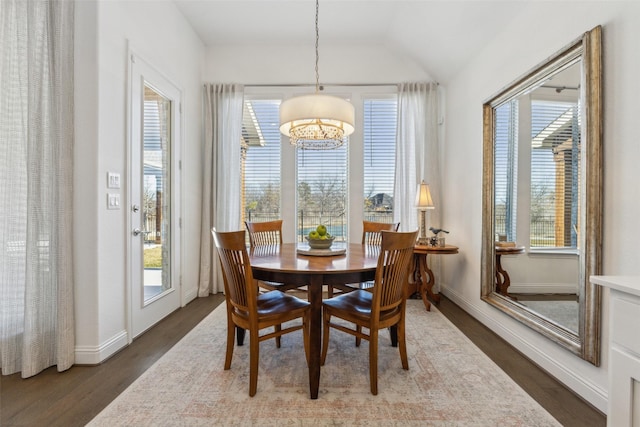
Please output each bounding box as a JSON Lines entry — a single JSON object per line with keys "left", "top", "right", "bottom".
{"left": 173, "top": 0, "right": 529, "bottom": 83}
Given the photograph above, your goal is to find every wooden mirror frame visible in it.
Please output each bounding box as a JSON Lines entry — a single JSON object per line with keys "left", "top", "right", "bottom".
{"left": 481, "top": 26, "right": 602, "bottom": 365}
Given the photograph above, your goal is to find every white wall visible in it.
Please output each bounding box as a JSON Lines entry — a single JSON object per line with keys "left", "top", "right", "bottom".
{"left": 204, "top": 44, "right": 431, "bottom": 84}
{"left": 442, "top": 1, "right": 640, "bottom": 413}
{"left": 74, "top": 0, "right": 204, "bottom": 363}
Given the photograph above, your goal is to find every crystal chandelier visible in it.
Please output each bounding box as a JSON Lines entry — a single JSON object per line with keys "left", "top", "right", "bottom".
{"left": 279, "top": 0, "right": 355, "bottom": 150}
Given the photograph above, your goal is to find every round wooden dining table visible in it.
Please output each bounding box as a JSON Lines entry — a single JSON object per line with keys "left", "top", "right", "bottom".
{"left": 249, "top": 242, "right": 379, "bottom": 399}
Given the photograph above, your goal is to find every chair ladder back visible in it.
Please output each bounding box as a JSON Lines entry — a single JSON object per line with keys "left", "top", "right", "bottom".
{"left": 362, "top": 220, "right": 400, "bottom": 245}
{"left": 212, "top": 229, "right": 257, "bottom": 313}
{"left": 373, "top": 230, "right": 418, "bottom": 312}
{"left": 245, "top": 220, "right": 283, "bottom": 247}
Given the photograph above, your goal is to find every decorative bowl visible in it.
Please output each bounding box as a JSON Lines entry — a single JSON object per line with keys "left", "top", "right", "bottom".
{"left": 305, "top": 236, "right": 335, "bottom": 250}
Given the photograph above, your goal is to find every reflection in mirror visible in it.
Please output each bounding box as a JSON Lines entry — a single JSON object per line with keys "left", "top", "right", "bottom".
{"left": 495, "top": 62, "right": 581, "bottom": 333}
{"left": 482, "top": 26, "right": 602, "bottom": 365}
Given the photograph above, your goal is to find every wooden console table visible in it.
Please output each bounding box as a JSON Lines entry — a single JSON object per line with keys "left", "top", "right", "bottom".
{"left": 495, "top": 246, "right": 525, "bottom": 298}
{"left": 408, "top": 244, "right": 459, "bottom": 311}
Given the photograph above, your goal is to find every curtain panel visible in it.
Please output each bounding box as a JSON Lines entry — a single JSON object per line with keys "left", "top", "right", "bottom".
{"left": 394, "top": 81, "right": 443, "bottom": 289}
{"left": 198, "top": 84, "right": 244, "bottom": 296}
{"left": 0, "top": 0, "right": 75, "bottom": 377}
{"left": 393, "top": 82, "right": 443, "bottom": 289}
{"left": 394, "top": 82, "right": 442, "bottom": 233}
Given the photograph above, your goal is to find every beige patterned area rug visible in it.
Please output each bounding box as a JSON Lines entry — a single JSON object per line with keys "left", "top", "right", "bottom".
{"left": 89, "top": 300, "right": 560, "bottom": 426}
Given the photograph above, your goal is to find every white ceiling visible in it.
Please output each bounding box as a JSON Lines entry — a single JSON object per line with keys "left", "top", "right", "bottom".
{"left": 173, "top": 0, "right": 529, "bottom": 82}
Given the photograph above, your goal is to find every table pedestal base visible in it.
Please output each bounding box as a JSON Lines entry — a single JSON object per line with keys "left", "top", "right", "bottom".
{"left": 407, "top": 253, "right": 439, "bottom": 311}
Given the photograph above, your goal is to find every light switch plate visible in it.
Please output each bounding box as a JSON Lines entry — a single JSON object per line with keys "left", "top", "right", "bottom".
{"left": 107, "top": 193, "right": 120, "bottom": 210}
{"left": 107, "top": 172, "right": 121, "bottom": 189}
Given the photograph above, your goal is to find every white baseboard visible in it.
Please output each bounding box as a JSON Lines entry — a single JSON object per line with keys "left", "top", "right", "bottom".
{"left": 440, "top": 285, "right": 608, "bottom": 414}
{"left": 75, "top": 329, "right": 128, "bottom": 365}
{"left": 183, "top": 286, "right": 198, "bottom": 306}
{"left": 75, "top": 285, "right": 198, "bottom": 365}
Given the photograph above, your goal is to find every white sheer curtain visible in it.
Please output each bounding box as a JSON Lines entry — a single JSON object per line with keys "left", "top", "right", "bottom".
{"left": 394, "top": 82, "right": 442, "bottom": 233}
{"left": 198, "top": 84, "right": 244, "bottom": 296}
{"left": 0, "top": 0, "right": 75, "bottom": 377}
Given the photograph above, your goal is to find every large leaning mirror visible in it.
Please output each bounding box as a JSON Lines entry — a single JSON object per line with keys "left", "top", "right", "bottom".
{"left": 481, "top": 26, "right": 602, "bottom": 365}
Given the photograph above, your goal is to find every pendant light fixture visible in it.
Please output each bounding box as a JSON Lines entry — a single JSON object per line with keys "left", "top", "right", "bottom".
{"left": 279, "top": 0, "right": 355, "bottom": 150}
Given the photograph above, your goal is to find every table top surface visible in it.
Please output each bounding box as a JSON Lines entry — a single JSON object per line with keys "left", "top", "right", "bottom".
{"left": 413, "top": 244, "right": 459, "bottom": 254}
{"left": 249, "top": 242, "right": 380, "bottom": 275}
{"left": 495, "top": 246, "right": 525, "bottom": 255}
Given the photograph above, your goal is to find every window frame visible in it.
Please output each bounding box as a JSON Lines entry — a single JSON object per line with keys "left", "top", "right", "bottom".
{"left": 242, "top": 85, "right": 398, "bottom": 243}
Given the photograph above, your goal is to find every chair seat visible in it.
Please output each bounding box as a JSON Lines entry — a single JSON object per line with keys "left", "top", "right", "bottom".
{"left": 257, "top": 290, "right": 310, "bottom": 317}
{"left": 323, "top": 289, "right": 399, "bottom": 323}
{"left": 233, "top": 290, "right": 310, "bottom": 321}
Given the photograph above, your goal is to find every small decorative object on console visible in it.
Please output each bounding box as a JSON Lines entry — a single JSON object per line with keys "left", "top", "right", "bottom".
{"left": 428, "top": 227, "right": 449, "bottom": 247}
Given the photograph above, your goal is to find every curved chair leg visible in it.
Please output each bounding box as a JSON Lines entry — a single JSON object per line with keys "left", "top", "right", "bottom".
{"left": 224, "top": 315, "right": 235, "bottom": 370}
{"left": 356, "top": 326, "right": 362, "bottom": 347}
{"left": 398, "top": 318, "right": 409, "bottom": 370}
{"left": 249, "top": 329, "right": 260, "bottom": 397}
{"left": 369, "top": 330, "right": 378, "bottom": 395}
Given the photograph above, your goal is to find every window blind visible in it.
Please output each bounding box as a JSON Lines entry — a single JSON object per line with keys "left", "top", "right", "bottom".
{"left": 241, "top": 99, "right": 281, "bottom": 224}
{"left": 297, "top": 139, "right": 348, "bottom": 241}
{"left": 530, "top": 100, "right": 580, "bottom": 249}
{"left": 363, "top": 98, "right": 397, "bottom": 223}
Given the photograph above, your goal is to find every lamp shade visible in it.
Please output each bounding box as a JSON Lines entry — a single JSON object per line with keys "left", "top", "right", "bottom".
{"left": 415, "top": 180, "right": 435, "bottom": 209}
{"left": 279, "top": 94, "right": 355, "bottom": 149}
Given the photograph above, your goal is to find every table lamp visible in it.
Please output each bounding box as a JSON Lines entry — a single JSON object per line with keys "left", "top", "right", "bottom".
{"left": 415, "top": 180, "right": 434, "bottom": 245}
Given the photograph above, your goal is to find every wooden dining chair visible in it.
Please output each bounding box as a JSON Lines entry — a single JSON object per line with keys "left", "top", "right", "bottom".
{"left": 212, "top": 228, "right": 310, "bottom": 397}
{"left": 328, "top": 221, "right": 400, "bottom": 297}
{"left": 245, "top": 219, "right": 283, "bottom": 247}
{"left": 245, "top": 220, "right": 284, "bottom": 292}
{"left": 245, "top": 220, "right": 308, "bottom": 296}
{"left": 362, "top": 220, "right": 400, "bottom": 245}
{"left": 321, "top": 229, "right": 418, "bottom": 395}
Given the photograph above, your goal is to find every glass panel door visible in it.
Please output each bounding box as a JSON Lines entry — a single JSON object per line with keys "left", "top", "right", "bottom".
{"left": 129, "top": 52, "right": 181, "bottom": 339}
{"left": 142, "top": 84, "right": 171, "bottom": 303}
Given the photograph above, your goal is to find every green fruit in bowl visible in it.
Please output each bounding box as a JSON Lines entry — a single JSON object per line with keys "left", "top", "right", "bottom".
{"left": 316, "top": 224, "right": 327, "bottom": 236}
{"left": 309, "top": 230, "right": 320, "bottom": 239}
{"left": 319, "top": 235, "right": 327, "bottom": 240}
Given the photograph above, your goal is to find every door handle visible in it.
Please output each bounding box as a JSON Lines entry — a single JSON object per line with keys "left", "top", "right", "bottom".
{"left": 132, "top": 205, "right": 140, "bottom": 213}
{"left": 133, "top": 228, "right": 142, "bottom": 236}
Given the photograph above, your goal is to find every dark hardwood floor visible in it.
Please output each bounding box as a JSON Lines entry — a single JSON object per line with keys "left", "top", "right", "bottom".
{"left": 436, "top": 296, "right": 605, "bottom": 427}
{"left": 1, "top": 293, "right": 605, "bottom": 426}
{"left": 1, "top": 294, "right": 225, "bottom": 427}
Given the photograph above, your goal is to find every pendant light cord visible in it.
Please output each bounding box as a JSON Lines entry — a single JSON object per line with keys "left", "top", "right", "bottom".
{"left": 315, "top": 0, "right": 320, "bottom": 94}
